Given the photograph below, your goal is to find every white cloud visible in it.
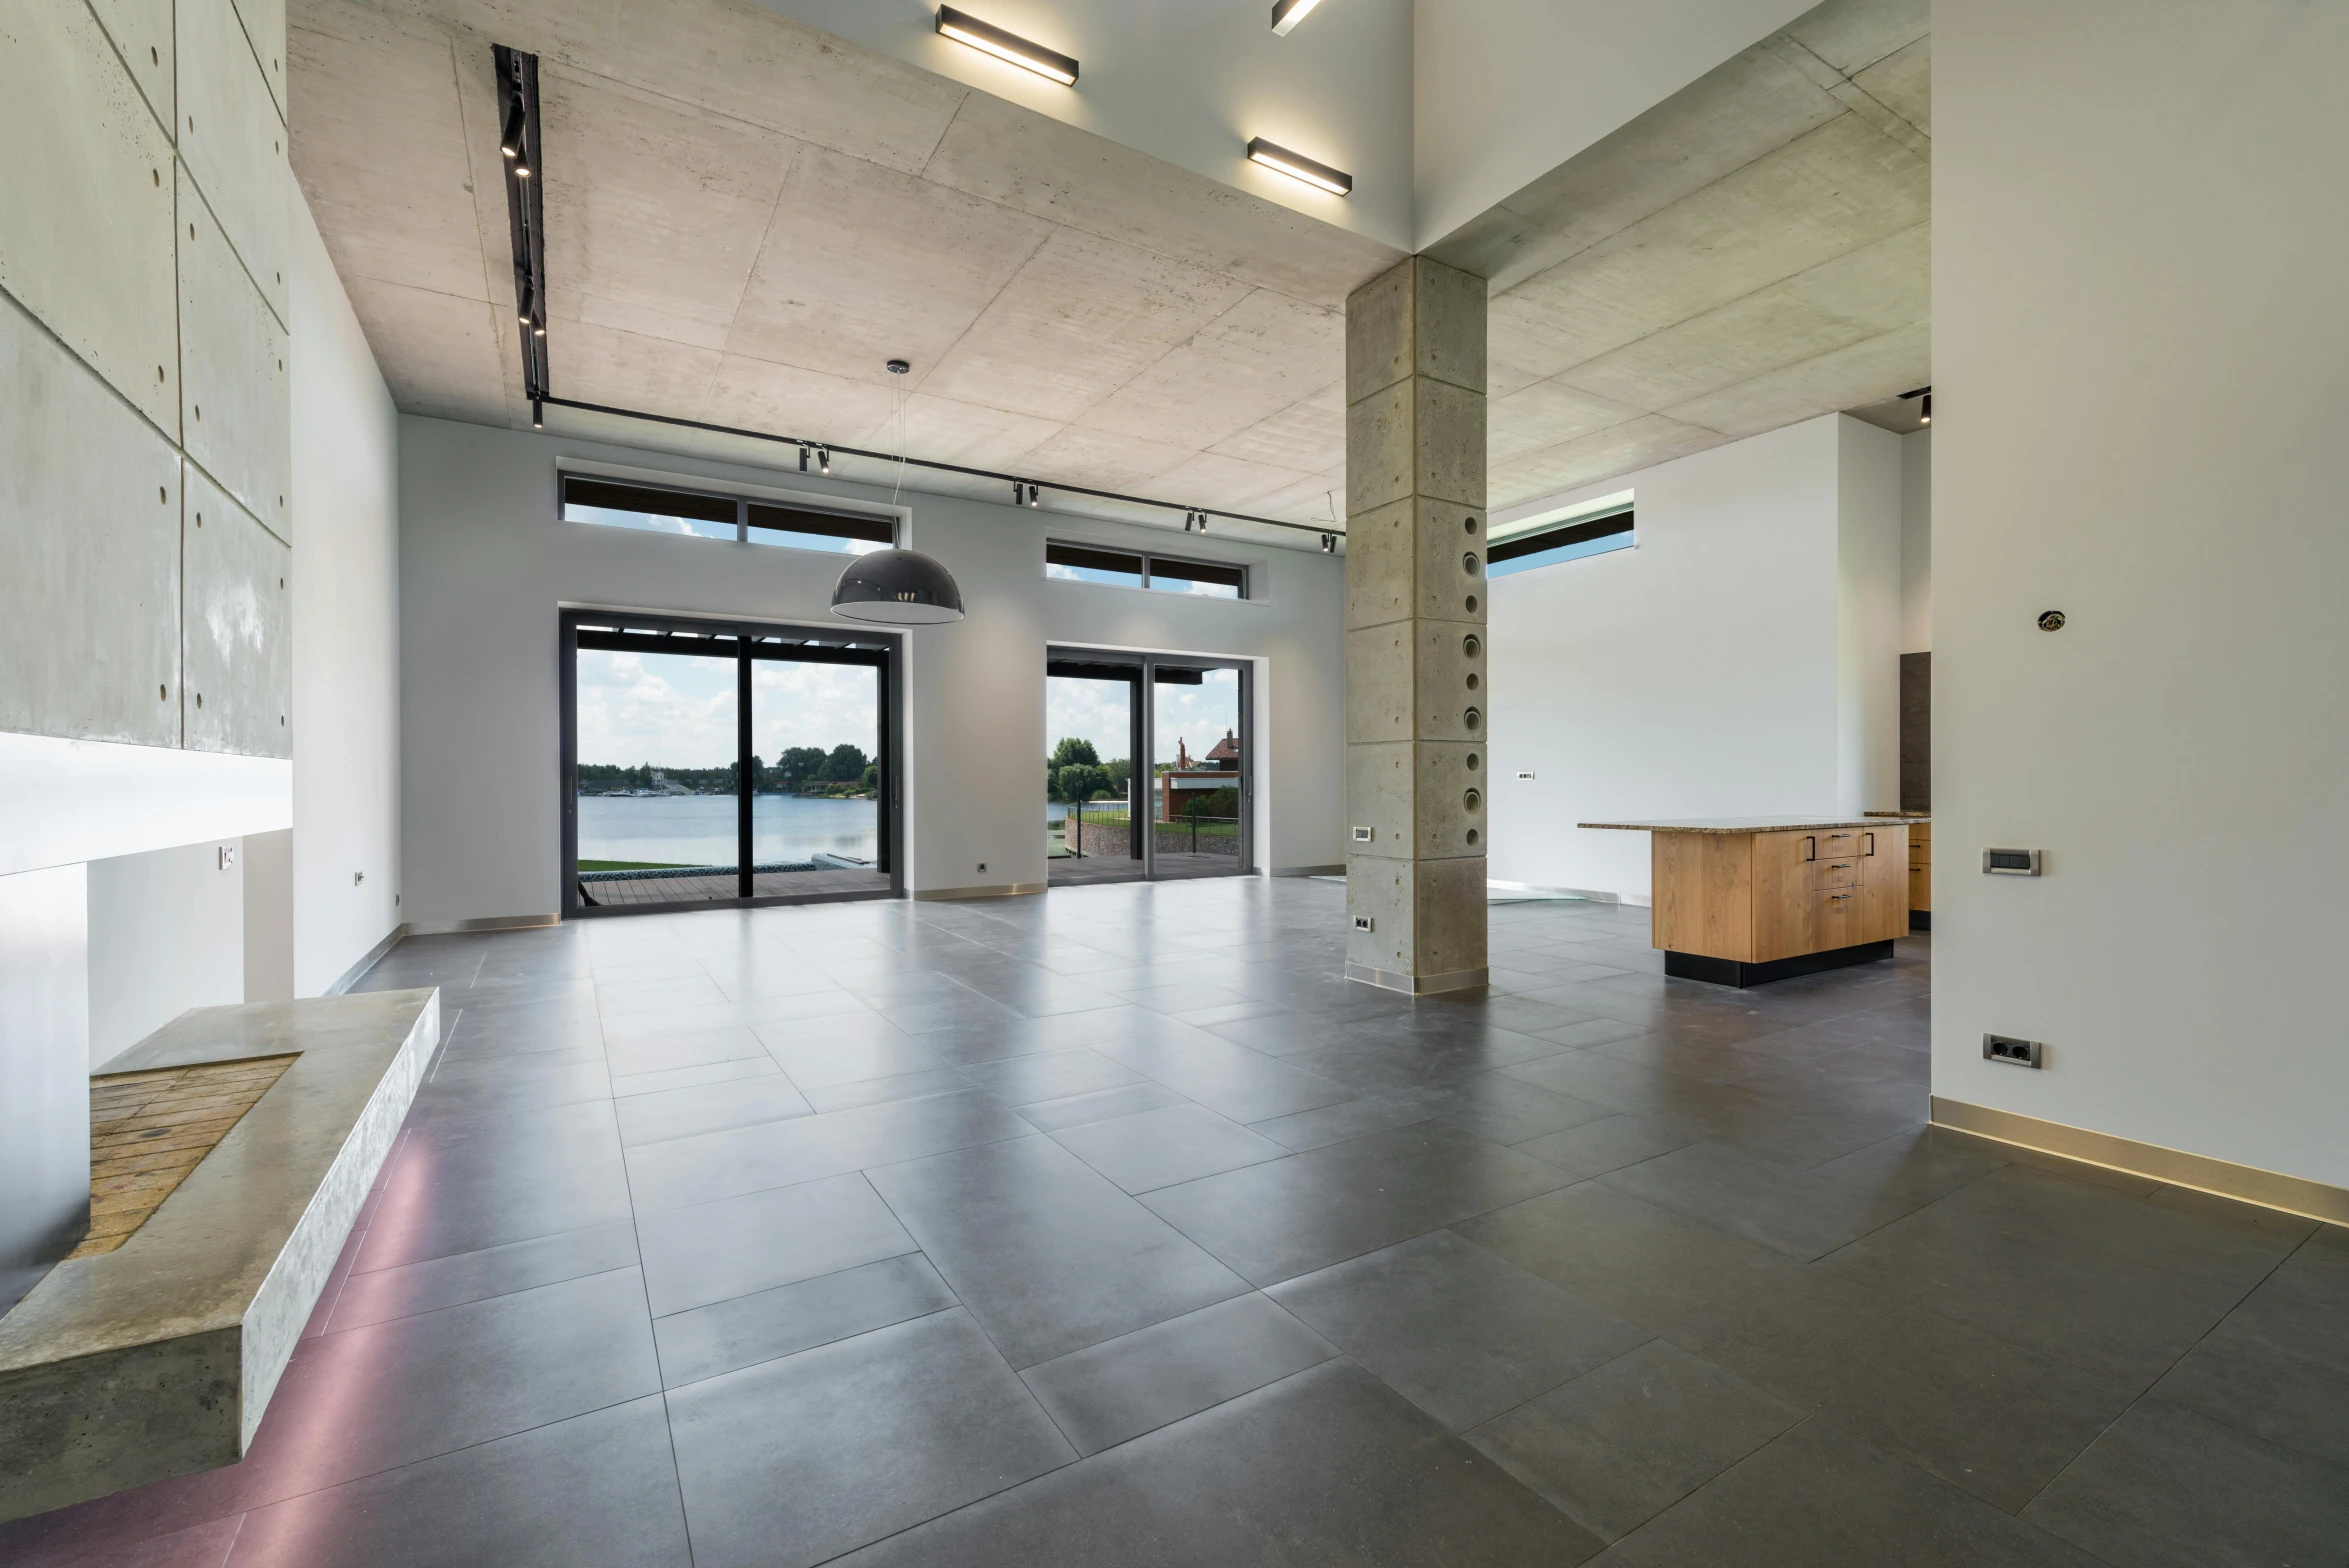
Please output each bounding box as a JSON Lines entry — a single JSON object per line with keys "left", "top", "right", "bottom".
{"left": 1045, "top": 670, "right": 1241, "bottom": 769}
{"left": 576, "top": 650, "right": 878, "bottom": 769}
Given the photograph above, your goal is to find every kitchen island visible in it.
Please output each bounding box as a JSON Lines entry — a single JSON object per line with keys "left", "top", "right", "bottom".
{"left": 1581, "top": 816, "right": 1918, "bottom": 987}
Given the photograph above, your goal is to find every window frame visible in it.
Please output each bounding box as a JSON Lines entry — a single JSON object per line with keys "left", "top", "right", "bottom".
{"left": 1486, "top": 507, "right": 1635, "bottom": 577}
{"left": 558, "top": 473, "right": 899, "bottom": 555}
{"left": 1045, "top": 539, "right": 1250, "bottom": 600}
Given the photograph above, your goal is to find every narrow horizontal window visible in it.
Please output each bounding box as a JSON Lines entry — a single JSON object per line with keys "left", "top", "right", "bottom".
{"left": 561, "top": 475, "right": 738, "bottom": 540}
{"left": 1487, "top": 509, "right": 1635, "bottom": 578}
{"left": 1147, "top": 554, "right": 1246, "bottom": 599}
{"left": 1046, "top": 542, "right": 1146, "bottom": 589}
{"left": 747, "top": 501, "right": 895, "bottom": 555}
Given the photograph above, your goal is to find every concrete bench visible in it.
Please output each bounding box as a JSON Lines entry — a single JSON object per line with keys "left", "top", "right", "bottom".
{"left": 0, "top": 989, "right": 438, "bottom": 1523}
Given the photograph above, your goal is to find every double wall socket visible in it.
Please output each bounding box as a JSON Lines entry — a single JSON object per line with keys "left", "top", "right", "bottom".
{"left": 1983, "top": 1034, "right": 2045, "bottom": 1068}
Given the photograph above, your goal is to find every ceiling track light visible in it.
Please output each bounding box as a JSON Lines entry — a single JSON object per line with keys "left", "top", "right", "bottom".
{"left": 819, "top": 446, "right": 832, "bottom": 476}
{"left": 1319, "top": 532, "right": 1336, "bottom": 554}
{"left": 800, "top": 443, "right": 813, "bottom": 473}
{"left": 1027, "top": 483, "right": 1041, "bottom": 508}
{"left": 1245, "top": 138, "right": 1352, "bottom": 196}
{"left": 1269, "top": 0, "right": 1323, "bottom": 36}
{"left": 935, "top": 6, "right": 1078, "bottom": 85}
{"left": 1900, "top": 385, "right": 1932, "bottom": 427}
{"left": 494, "top": 44, "right": 549, "bottom": 406}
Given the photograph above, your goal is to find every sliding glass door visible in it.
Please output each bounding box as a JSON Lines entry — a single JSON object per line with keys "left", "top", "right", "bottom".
{"left": 1045, "top": 649, "right": 1252, "bottom": 885}
{"left": 562, "top": 612, "right": 901, "bottom": 915}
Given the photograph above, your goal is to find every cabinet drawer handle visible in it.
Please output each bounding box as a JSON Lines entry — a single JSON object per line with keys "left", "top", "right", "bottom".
{"left": 1863, "top": 832, "right": 1876, "bottom": 856}
{"left": 1804, "top": 835, "right": 1817, "bottom": 861}
{"left": 1828, "top": 892, "right": 1852, "bottom": 901}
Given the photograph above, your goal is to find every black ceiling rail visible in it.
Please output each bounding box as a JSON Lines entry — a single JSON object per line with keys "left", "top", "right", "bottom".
{"left": 537, "top": 393, "right": 1335, "bottom": 539}
{"left": 490, "top": 42, "right": 1336, "bottom": 543}
{"left": 492, "top": 45, "right": 548, "bottom": 419}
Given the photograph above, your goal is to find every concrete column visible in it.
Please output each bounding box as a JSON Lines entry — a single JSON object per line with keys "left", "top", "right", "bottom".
{"left": 1344, "top": 256, "right": 1488, "bottom": 994}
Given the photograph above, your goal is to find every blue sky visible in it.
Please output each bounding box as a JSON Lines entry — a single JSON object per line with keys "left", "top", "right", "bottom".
{"left": 576, "top": 650, "right": 877, "bottom": 769}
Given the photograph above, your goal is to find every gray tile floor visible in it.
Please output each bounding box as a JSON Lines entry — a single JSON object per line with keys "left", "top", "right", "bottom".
{"left": 7, "top": 879, "right": 2346, "bottom": 1566}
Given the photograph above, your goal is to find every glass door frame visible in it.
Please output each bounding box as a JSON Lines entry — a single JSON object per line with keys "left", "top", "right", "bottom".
{"left": 560, "top": 609, "right": 904, "bottom": 917}
{"left": 1044, "top": 647, "right": 1255, "bottom": 882}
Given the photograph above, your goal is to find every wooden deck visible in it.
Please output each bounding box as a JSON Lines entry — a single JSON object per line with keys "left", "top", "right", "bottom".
{"left": 580, "top": 868, "right": 892, "bottom": 906}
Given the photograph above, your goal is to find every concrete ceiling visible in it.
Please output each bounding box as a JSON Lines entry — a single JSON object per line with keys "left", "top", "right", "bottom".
{"left": 1431, "top": 0, "right": 1931, "bottom": 510}
{"left": 290, "top": 0, "right": 1926, "bottom": 535}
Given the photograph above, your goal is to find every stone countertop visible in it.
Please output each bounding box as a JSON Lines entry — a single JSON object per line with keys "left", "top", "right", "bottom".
{"left": 1578, "top": 815, "right": 1929, "bottom": 834}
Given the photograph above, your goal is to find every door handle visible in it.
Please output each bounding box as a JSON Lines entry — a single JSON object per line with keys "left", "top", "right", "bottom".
{"left": 1804, "top": 835, "right": 1817, "bottom": 861}
{"left": 1863, "top": 832, "right": 1876, "bottom": 856}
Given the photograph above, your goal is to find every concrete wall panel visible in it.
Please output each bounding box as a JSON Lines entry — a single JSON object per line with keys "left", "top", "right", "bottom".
{"left": 183, "top": 470, "right": 292, "bottom": 758}
{"left": 178, "top": 0, "right": 289, "bottom": 325}
{"left": 87, "top": 0, "right": 176, "bottom": 134}
{"left": 0, "top": 0, "right": 179, "bottom": 432}
{"left": 179, "top": 166, "right": 291, "bottom": 539}
{"left": 231, "top": 0, "right": 289, "bottom": 121}
{"left": 0, "top": 294, "right": 183, "bottom": 746}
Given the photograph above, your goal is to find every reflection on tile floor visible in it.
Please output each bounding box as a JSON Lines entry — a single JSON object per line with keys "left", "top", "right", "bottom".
{"left": 6, "top": 880, "right": 2345, "bottom": 1566}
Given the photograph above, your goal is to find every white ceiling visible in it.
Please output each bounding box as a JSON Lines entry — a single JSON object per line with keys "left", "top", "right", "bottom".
{"left": 290, "top": 0, "right": 1928, "bottom": 533}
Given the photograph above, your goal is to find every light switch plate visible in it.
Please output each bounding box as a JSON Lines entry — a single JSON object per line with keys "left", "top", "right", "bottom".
{"left": 217, "top": 844, "right": 237, "bottom": 871}
{"left": 1351, "top": 826, "right": 1373, "bottom": 843}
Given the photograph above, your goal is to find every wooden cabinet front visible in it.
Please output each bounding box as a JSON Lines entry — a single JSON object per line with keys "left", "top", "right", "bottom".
{"left": 1859, "top": 825, "right": 1907, "bottom": 941}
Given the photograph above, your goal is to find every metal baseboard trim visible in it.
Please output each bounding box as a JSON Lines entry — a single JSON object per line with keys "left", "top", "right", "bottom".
{"left": 1931, "top": 1097, "right": 2349, "bottom": 1227}
{"left": 323, "top": 924, "right": 408, "bottom": 997}
{"left": 1344, "top": 962, "right": 1489, "bottom": 996}
{"left": 1269, "top": 864, "right": 1346, "bottom": 878}
{"left": 401, "top": 913, "right": 562, "bottom": 936}
{"left": 912, "top": 882, "right": 1046, "bottom": 902}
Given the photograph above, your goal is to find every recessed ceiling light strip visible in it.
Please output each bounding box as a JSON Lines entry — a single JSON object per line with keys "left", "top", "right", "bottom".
{"left": 935, "top": 6, "right": 1079, "bottom": 84}
{"left": 1269, "top": 0, "right": 1324, "bottom": 36}
{"left": 1245, "top": 137, "right": 1352, "bottom": 195}
{"left": 492, "top": 44, "right": 549, "bottom": 410}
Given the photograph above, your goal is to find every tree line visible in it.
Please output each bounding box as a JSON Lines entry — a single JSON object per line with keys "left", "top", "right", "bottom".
{"left": 579, "top": 744, "right": 875, "bottom": 796}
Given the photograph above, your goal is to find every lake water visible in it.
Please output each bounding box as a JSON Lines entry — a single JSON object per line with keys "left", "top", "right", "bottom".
{"left": 579, "top": 794, "right": 877, "bottom": 867}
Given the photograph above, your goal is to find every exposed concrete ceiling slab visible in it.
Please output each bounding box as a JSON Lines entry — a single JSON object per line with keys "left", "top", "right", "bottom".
{"left": 1434, "top": 0, "right": 1932, "bottom": 510}
{"left": 292, "top": 0, "right": 1929, "bottom": 532}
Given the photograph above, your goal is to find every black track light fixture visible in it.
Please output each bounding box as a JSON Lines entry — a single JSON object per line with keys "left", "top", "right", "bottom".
{"left": 1900, "top": 385, "right": 1931, "bottom": 427}
{"left": 799, "top": 443, "right": 812, "bottom": 473}
{"left": 818, "top": 446, "right": 832, "bottom": 476}
{"left": 1011, "top": 479, "right": 1023, "bottom": 506}
{"left": 1319, "top": 532, "right": 1336, "bottom": 554}
{"left": 494, "top": 44, "right": 547, "bottom": 405}
{"left": 501, "top": 101, "right": 526, "bottom": 160}
{"left": 531, "top": 398, "right": 543, "bottom": 429}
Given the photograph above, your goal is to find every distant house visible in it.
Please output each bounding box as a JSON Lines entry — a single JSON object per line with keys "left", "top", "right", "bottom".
{"left": 1156, "top": 731, "right": 1241, "bottom": 820}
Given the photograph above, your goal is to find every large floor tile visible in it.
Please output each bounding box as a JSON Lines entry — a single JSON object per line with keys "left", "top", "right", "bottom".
{"left": 1269, "top": 1230, "right": 1650, "bottom": 1430}
{"left": 1514, "top": 1114, "right": 1698, "bottom": 1180}
{"left": 868, "top": 1135, "right": 1248, "bottom": 1368}
{"left": 623, "top": 1089, "right": 1033, "bottom": 1213}
{"left": 958, "top": 1047, "right": 1146, "bottom": 1105}
{"left": 1593, "top": 1418, "right": 2106, "bottom": 1567}
{"left": 636, "top": 1172, "right": 915, "bottom": 1317}
{"left": 1141, "top": 1121, "right": 1571, "bottom": 1286}
{"left": 329, "top": 1222, "right": 640, "bottom": 1331}
{"left": 2022, "top": 1400, "right": 2349, "bottom": 1568}
{"left": 612, "top": 1072, "right": 813, "bottom": 1147}
{"left": 1467, "top": 1339, "right": 1801, "bottom": 1542}
{"left": 356, "top": 1099, "right": 634, "bottom": 1269}
{"left": 1818, "top": 1164, "right": 2304, "bottom": 1385}
{"left": 224, "top": 1397, "right": 690, "bottom": 1568}
{"left": 1598, "top": 1141, "right": 1922, "bottom": 1260}
{"left": 665, "top": 1309, "right": 1073, "bottom": 1568}
{"left": 829, "top": 1359, "right": 1605, "bottom": 1567}
{"left": 1019, "top": 1292, "right": 1338, "bottom": 1456}
{"left": 654, "top": 1253, "right": 960, "bottom": 1388}
{"left": 1010, "top": 1080, "right": 1190, "bottom": 1132}
{"left": 1048, "top": 1102, "right": 1288, "bottom": 1193}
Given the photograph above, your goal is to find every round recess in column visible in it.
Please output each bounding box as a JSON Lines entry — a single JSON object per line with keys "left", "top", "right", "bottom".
{"left": 1463, "top": 634, "right": 1480, "bottom": 657}
{"left": 1464, "top": 789, "right": 1482, "bottom": 811}
{"left": 1466, "top": 594, "right": 1478, "bottom": 614}
{"left": 1464, "top": 706, "right": 1481, "bottom": 730}
{"left": 1467, "top": 829, "right": 1481, "bottom": 846}
{"left": 1466, "top": 753, "right": 1480, "bottom": 771}
{"left": 1466, "top": 673, "right": 1479, "bottom": 691}
{"left": 1462, "top": 552, "right": 1481, "bottom": 576}
{"left": 1464, "top": 516, "right": 1479, "bottom": 535}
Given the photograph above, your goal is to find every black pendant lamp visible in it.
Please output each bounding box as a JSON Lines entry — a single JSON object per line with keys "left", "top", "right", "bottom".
{"left": 831, "top": 548, "right": 965, "bottom": 624}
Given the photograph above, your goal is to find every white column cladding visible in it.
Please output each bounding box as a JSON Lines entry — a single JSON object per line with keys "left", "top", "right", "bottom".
{"left": 1343, "top": 256, "right": 1490, "bottom": 993}
{"left": 0, "top": 865, "right": 92, "bottom": 1314}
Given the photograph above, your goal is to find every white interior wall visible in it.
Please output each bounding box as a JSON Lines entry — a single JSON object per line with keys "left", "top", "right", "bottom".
{"left": 397, "top": 418, "right": 1346, "bottom": 924}
{"left": 1837, "top": 418, "right": 1902, "bottom": 813}
{"left": 85, "top": 840, "right": 246, "bottom": 1070}
{"left": 242, "top": 826, "right": 294, "bottom": 1003}
{"left": 1900, "top": 427, "right": 1931, "bottom": 653}
{"left": 1488, "top": 416, "right": 1841, "bottom": 901}
{"left": 1487, "top": 414, "right": 1900, "bottom": 901}
{"left": 289, "top": 192, "right": 402, "bottom": 995}
{"left": 1934, "top": 0, "right": 2349, "bottom": 1189}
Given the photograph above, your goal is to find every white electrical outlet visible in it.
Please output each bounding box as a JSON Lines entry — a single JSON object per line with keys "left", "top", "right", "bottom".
{"left": 1352, "top": 915, "right": 1374, "bottom": 932}
{"left": 1351, "top": 826, "right": 1373, "bottom": 843}
{"left": 1516, "top": 770, "right": 1536, "bottom": 781}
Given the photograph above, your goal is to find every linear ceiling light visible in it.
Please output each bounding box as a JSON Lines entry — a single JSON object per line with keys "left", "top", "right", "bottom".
{"left": 1246, "top": 138, "right": 1351, "bottom": 195}
{"left": 936, "top": 7, "right": 1078, "bottom": 85}
{"left": 1270, "top": 0, "right": 1323, "bottom": 36}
